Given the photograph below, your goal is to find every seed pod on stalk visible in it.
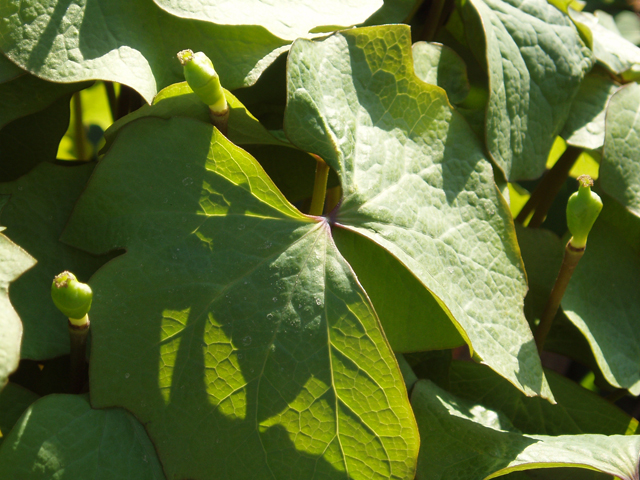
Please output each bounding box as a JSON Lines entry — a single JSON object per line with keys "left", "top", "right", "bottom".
{"left": 177, "top": 49, "right": 229, "bottom": 135}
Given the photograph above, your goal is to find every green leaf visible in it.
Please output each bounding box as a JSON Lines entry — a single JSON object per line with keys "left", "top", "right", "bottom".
{"left": 412, "top": 41, "right": 470, "bottom": 104}
{"left": 0, "top": 233, "right": 34, "bottom": 386}
{"left": 0, "top": 73, "right": 85, "bottom": 129}
{"left": 570, "top": 10, "right": 640, "bottom": 77}
{"left": 561, "top": 72, "right": 620, "bottom": 151}
{"left": 412, "top": 379, "right": 640, "bottom": 480}
{"left": 0, "top": 162, "right": 113, "bottom": 360}
{"left": 284, "top": 25, "right": 551, "bottom": 399}
{"left": 103, "top": 82, "right": 285, "bottom": 153}
{"left": 0, "top": 95, "right": 71, "bottom": 182}
{"left": 448, "top": 361, "right": 639, "bottom": 435}
{"left": 0, "top": 53, "right": 22, "bottom": 83}
{"left": 0, "top": 0, "right": 290, "bottom": 103}
{"left": 602, "top": 82, "right": 640, "bottom": 217}
{"left": 615, "top": 11, "right": 640, "bottom": 46}
{"left": 459, "top": 0, "right": 593, "bottom": 180}
{"left": 332, "top": 227, "right": 464, "bottom": 352}
{"left": 0, "top": 394, "right": 166, "bottom": 479}
{"left": 562, "top": 195, "right": 640, "bottom": 395}
{"left": 0, "top": 383, "right": 39, "bottom": 446}
{"left": 153, "top": 0, "right": 384, "bottom": 40}
{"left": 62, "top": 117, "right": 419, "bottom": 479}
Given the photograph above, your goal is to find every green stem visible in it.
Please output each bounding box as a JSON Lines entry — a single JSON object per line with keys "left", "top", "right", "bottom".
{"left": 104, "top": 81, "right": 117, "bottom": 122}
{"left": 325, "top": 186, "right": 342, "bottom": 214}
{"left": 309, "top": 154, "right": 330, "bottom": 216}
{"left": 421, "top": 0, "right": 448, "bottom": 41}
{"left": 69, "top": 317, "right": 90, "bottom": 394}
{"left": 210, "top": 106, "right": 229, "bottom": 137}
{"left": 72, "top": 92, "right": 87, "bottom": 161}
{"left": 534, "top": 241, "right": 584, "bottom": 352}
{"left": 516, "top": 146, "right": 581, "bottom": 226}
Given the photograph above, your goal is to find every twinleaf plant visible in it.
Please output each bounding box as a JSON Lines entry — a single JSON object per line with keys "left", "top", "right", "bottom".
{"left": 1, "top": 0, "right": 639, "bottom": 478}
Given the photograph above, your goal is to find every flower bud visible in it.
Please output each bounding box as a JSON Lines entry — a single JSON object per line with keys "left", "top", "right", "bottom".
{"left": 566, "top": 175, "right": 603, "bottom": 249}
{"left": 177, "top": 49, "right": 227, "bottom": 114}
{"left": 51, "top": 271, "right": 92, "bottom": 324}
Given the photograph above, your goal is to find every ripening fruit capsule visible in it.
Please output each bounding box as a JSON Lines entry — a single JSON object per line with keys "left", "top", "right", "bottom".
{"left": 566, "top": 175, "right": 603, "bottom": 249}
{"left": 51, "top": 271, "right": 92, "bottom": 325}
{"left": 177, "top": 49, "right": 227, "bottom": 114}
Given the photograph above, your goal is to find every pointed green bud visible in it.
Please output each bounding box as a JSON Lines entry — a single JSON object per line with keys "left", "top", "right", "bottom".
{"left": 566, "top": 175, "right": 603, "bottom": 249}
{"left": 51, "top": 271, "right": 92, "bottom": 325}
{"left": 177, "top": 49, "right": 227, "bottom": 113}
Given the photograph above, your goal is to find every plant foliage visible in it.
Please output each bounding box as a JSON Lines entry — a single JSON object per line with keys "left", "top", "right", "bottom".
{"left": 1, "top": 0, "right": 640, "bottom": 478}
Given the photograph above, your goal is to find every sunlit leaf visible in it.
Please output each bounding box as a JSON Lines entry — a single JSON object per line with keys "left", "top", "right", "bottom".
{"left": 153, "top": 0, "right": 384, "bottom": 40}
{"left": 0, "top": 0, "right": 290, "bottom": 102}
{"left": 284, "top": 25, "right": 552, "bottom": 399}
{"left": 62, "top": 116, "right": 419, "bottom": 480}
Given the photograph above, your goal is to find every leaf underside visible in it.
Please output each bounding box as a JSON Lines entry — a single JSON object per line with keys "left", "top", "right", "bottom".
{"left": 0, "top": 0, "right": 290, "bottom": 102}
{"left": 412, "top": 379, "right": 640, "bottom": 480}
{"left": 283, "top": 25, "right": 551, "bottom": 399}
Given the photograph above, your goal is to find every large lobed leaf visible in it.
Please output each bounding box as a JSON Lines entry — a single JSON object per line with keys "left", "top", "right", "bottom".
{"left": 284, "top": 25, "right": 552, "bottom": 399}
{"left": 0, "top": 394, "right": 165, "bottom": 479}
{"left": 412, "top": 379, "right": 640, "bottom": 480}
{"left": 459, "top": 0, "right": 593, "bottom": 180}
{"left": 0, "top": 0, "right": 290, "bottom": 103}
{"left": 62, "top": 117, "right": 419, "bottom": 480}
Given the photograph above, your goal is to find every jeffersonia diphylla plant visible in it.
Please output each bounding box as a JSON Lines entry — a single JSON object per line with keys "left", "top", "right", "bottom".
{"left": 1, "top": 0, "right": 640, "bottom": 479}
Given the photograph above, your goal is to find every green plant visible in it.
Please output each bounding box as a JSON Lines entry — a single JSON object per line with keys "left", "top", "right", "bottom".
{"left": 1, "top": 0, "right": 640, "bottom": 478}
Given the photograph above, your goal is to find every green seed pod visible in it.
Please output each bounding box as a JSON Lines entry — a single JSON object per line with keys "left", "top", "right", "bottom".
{"left": 566, "top": 175, "right": 603, "bottom": 249}
{"left": 177, "top": 49, "right": 227, "bottom": 113}
{"left": 51, "top": 271, "right": 92, "bottom": 324}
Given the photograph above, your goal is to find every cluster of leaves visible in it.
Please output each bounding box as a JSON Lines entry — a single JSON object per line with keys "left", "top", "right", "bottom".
{"left": 1, "top": 0, "right": 640, "bottom": 478}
